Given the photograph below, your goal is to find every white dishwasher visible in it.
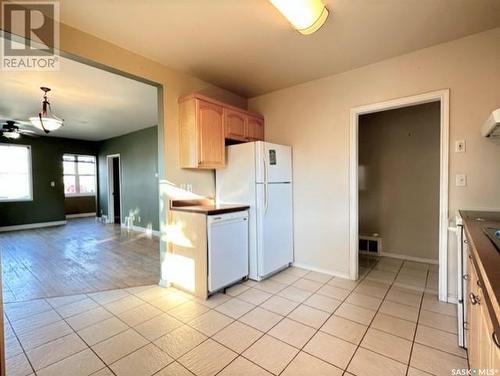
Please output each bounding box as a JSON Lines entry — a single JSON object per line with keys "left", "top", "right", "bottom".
{"left": 207, "top": 210, "right": 249, "bottom": 293}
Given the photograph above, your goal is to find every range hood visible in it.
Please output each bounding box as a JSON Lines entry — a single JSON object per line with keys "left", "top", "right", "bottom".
{"left": 481, "top": 108, "right": 500, "bottom": 138}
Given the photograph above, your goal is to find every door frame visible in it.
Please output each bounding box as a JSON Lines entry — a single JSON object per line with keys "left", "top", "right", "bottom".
{"left": 349, "top": 89, "right": 450, "bottom": 302}
{"left": 106, "top": 154, "right": 123, "bottom": 225}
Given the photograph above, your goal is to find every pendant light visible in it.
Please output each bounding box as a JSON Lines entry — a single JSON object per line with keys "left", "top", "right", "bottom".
{"left": 29, "top": 87, "right": 64, "bottom": 133}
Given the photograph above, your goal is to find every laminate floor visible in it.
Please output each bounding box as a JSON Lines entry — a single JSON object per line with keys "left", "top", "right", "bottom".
{"left": 0, "top": 219, "right": 160, "bottom": 303}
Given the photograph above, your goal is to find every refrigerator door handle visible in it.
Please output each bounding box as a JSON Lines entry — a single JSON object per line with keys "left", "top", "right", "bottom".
{"left": 264, "top": 157, "right": 269, "bottom": 214}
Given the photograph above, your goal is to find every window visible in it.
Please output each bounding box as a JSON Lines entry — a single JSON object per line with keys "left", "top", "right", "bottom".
{"left": 0, "top": 144, "right": 33, "bottom": 201}
{"left": 63, "top": 154, "right": 96, "bottom": 196}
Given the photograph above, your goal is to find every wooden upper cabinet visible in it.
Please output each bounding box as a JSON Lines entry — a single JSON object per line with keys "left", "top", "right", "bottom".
{"left": 179, "top": 93, "right": 264, "bottom": 169}
{"left": 247, "top": 115, "right": 264, "bottom": 141}
{"left": 197, "top": 101, "right": 225, "bottom": 168}
{"left": 179, "top": 96, "right": 224, "bottom": 169}
{"left": 224, "top": 108, "right": 247, "bottom": 141}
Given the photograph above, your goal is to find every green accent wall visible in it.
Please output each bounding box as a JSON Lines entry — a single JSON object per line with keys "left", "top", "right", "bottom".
{"left": 98, "top": 126, "right": 159, "bottom": 231}
{"left": 0, "top": 137, "right": 100, "bottom": 227}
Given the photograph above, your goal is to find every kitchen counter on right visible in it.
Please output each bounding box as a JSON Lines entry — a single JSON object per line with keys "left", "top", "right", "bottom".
{"left": 460, "top": 210, "right": 500, "bottom": 306}
{"left": 459, "top": 210, "right": 500, "bottom": 366}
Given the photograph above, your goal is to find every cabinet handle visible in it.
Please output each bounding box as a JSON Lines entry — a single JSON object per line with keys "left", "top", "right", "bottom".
{"left": 463, "top": 321, "right": 469, "bottom": 330}
{"left": 463, "top": 274, "right": 470, "bottom": 281}
{"left": 469, "top": 293, "right": 480, "bottom": 305}
{"left": 493, "top": 332, "right": 500, "bottom": 349}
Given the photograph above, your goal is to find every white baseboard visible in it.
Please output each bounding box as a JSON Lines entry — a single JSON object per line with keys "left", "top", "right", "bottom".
{"left": 66, "top": 212, "right": 96, "bottom": 219}
{"left": 379, "top": 252, "right": 439, "bottom": 265}
{"left": 0, "top": 220, "right": 67, "bottom": 232}
{"left": 292, "top": 261, "right": 351, "bottom": 280}
{"left": 120, "top": 224, "right": 160, "bottom": 237}
{"left": 447, "top": 295, "right": 458, "bottom": 304}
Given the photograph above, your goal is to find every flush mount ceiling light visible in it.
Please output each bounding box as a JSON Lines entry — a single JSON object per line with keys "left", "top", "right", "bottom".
{"left": 29, "top": 87, "right": 64, "bottom": 134}
{"left": 269, "top": 0, "right": 329, "bottom": 35}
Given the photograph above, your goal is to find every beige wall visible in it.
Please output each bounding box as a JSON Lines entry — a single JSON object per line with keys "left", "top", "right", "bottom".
{"left": 58, "top": 24, "right": 246, "bottom": 199}
{"left": 249, "top": 28, "right": 500, "bottom": 298}
{"left": 358, "top": 103, "right": 440, "bottom": 261}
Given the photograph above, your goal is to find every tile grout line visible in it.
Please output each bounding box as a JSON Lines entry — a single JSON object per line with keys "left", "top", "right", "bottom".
{"left": 405, "top": 267, "right": 428, "bottom": 376}
{"left": 274, "top": 257, "right": 380, "bottom": 375}
{"left": 205, "top": 269, "right": 335, "bottom": 375}
{"left": 2, "top": 312, "right": 37, "bottom": 376}
{"left": 212, "top": 271, "right": 330, "bottom": 375}
{"left": 13, "top": 288, "right": 164, "bottom": 375}
{"left": 340, "top": 258, "right": 400, "bottom": 375}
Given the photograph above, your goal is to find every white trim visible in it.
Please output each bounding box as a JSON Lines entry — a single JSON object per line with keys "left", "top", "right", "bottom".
{"left": 120, "top": 223, "right": 160, "bottom": 238}
{"left": 64, "top": 193, "right": 96, "bottom": 198}
{"left": 65, "top": 212, "right": 96, "bottom": 219}
{"left": 292, "top": 262, "right": 350, "bottom": 279}
{"left": 379, "top": 251, "right": 439, "bottom": 265}
{"left": 349, "top": 89, "right": 449, "bottom": 301}
{"left": 0, "top": 220, "right": 66, "bottom": 232}
{"left": 447, "top": 295, "right": 458, "bottom": 304}
{"left": 106, "top": 154, "right": 123, "bottom": 224}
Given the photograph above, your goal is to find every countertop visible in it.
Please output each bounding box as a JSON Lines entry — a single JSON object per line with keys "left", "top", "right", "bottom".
{"left": 460, "top": 210, "right": 500, "bottom": 336}
{"left": 170, "top": 199, "right": 249, "bottom": 215}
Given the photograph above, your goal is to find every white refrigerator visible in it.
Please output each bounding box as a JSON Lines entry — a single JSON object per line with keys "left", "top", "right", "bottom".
{"left": 216, "top": 141, "right": 293, "bottom": 281}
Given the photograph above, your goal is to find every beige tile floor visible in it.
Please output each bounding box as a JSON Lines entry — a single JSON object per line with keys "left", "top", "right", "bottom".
{"left": 3, "top": 255, "right": 468, "bottom": 376}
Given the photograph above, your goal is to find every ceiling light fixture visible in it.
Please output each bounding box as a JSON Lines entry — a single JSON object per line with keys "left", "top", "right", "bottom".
{"left": 269, "top": 0, "right": 329, "bottom": 35}
{"left": 29, "top": 87, "right": 64, "bottom": 134}
{"left": 1, "top": 121, "right": 36, "bottom": 139}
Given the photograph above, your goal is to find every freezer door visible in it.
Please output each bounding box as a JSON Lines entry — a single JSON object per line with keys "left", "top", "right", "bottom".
{"left": 255, "top": 142, "right": 292, "bottom": 183}
{"left": 256, "top": 183, "right": 293, "bottom": 277}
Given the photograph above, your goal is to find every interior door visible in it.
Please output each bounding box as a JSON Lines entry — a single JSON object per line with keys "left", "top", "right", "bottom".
{"left": 112, "top": 157, "right": 121, "bottom": 224}
{"left": 256, "top": 183, "right": 293, "bottom": 277}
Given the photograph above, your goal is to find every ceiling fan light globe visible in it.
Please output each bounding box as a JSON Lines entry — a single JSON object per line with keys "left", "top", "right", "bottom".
{"left": 3, "top": 131, "right": 21, "bottom": 139}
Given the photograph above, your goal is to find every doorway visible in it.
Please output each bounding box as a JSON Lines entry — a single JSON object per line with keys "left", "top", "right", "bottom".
{"left": 349, "top": 90, "right": 450, "bottom": 302}
{"left": 107, "top": 154, "right": 122, "bottom": 224}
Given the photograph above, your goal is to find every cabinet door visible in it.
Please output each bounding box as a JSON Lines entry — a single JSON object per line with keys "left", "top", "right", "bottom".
{"left": 492, "top": 329, "right": 500, "bottom": 371}
{"left": 469, "top": 260, "right": 481, "bottom": 368}
{"left": 465, "top": 254, "right": 473, "bottom": 350}
{"left": 224, "top": 108, "right": 247, "bottom": 141}
{"left": 247, "top": 115, "right": 264, "bottom": 141}
{"left": 197, "top": 100, "right": 225, "bottom": 168}
{"left": 479, "top": 302, "right": 493, "bottom": 368}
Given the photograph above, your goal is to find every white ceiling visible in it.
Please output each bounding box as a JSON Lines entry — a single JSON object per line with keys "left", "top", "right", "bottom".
{"left": 59, "top": 0, "right": 500, "bottom": 97}
{"left": 0, "top": 44, "right": 158, "bottom": 141}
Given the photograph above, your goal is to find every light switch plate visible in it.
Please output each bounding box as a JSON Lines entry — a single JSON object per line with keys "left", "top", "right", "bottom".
{"left": 455, "top": 140, "right": 466, "bottom": 153}
{"left": 455, "top": 174, "right": 467, "bottom": 187}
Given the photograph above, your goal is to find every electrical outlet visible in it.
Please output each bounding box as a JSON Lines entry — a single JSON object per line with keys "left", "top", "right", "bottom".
{"left": 455, "top": 174, "right": 467, "bottom": 187}
{"left": 455, "top": 140, "right": 466, "bottom": 153}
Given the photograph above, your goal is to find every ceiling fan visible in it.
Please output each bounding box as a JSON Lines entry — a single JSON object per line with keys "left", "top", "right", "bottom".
{"left": 1, "top": 120, "right": 38, "bottom": 139}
